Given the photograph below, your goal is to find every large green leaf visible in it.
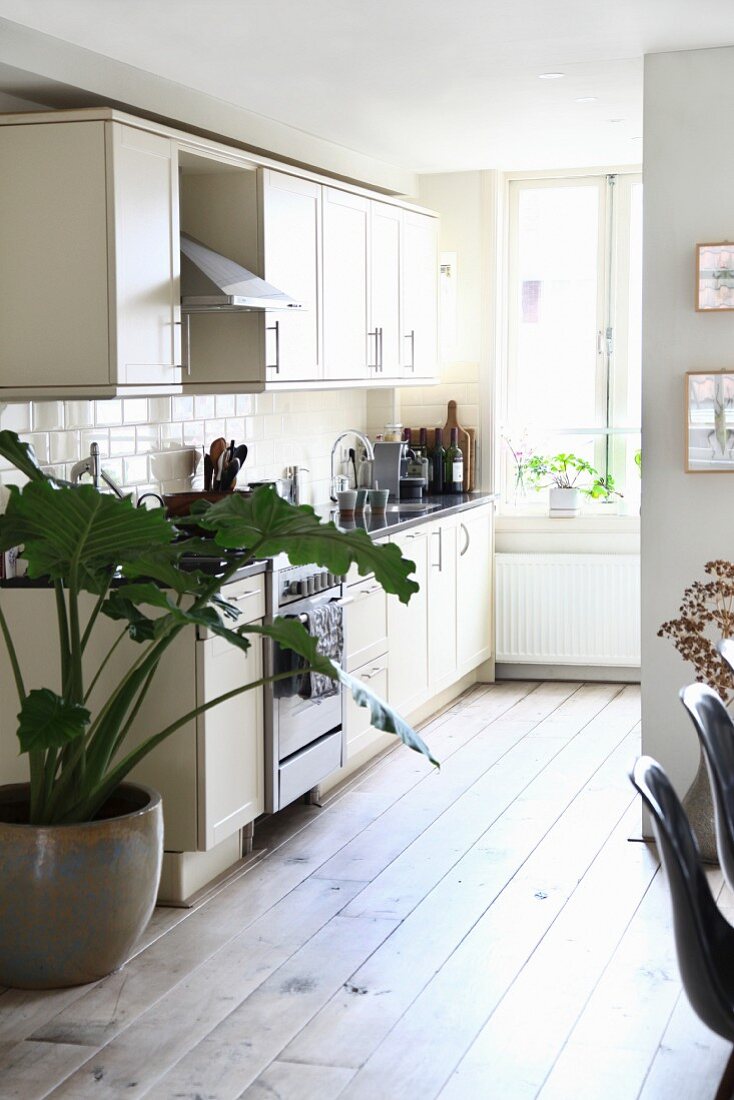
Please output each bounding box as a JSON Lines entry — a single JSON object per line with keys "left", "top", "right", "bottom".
{"left": 194, "top": 488, "right": 419, "bottom": 604}
{"left": 339, "top": 667, "right": 439, "bottom": 768}
{"left": 0, "top": 481, "right": 175, "bottom": 592}
{"left": 0, "top": 430, "right": 50, "bottom": 484}
{"left": 17, "top": 689, "right": 91, "bottom": 753}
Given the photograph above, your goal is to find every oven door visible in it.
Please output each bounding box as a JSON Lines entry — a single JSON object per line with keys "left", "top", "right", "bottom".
{"left": 273, "top": 594, "right": 344, "bottom": 761}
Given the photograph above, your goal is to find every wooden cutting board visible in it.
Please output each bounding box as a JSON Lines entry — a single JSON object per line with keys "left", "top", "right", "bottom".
{"left": 466, "top": 427, "right": 477, "bottom": 492}
{"left": 442, "top": 400, "right": 473, "bottom": 492}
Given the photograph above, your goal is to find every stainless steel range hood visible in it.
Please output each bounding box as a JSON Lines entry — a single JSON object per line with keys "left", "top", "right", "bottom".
{"left": 180, "top": 233, "right": 303, "bottom": 313}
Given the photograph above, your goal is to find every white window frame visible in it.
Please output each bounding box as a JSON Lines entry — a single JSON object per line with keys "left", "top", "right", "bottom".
{"left": 499, "top": 167, "right": 642, "bottom": 515}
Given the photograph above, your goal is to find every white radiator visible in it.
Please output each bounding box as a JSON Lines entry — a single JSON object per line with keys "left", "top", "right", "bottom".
{"left": 496, "top": 553, "right": 641, "bottom": 667}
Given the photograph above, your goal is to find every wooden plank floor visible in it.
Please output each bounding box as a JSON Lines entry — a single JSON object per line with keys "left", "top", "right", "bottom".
{"left": 0, "top": 679, "right": 728, "bottom": 1099}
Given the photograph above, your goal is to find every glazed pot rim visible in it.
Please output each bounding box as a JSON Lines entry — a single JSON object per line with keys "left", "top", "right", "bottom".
{"left": 0, "top": 781, "right": 161, "bottom": 829}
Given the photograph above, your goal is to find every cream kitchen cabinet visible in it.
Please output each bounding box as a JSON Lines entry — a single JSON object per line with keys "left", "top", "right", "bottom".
{"left": 369, "top": 201, "right": 403, "bottom": 378}
{"left": 403, "top": 210, "right": 439, "bottom": 379}
{"left": 261, "top": 169, "right": 322, "bottom": 385}
{"left": 322, "top": 187, "right": 370, "bottom": 381}
{"left": 427, "top": 514, "right": 459, "bottom": 693}
{"left": 456, "top": 505, "right": 494, "bottom": 673}
{"left": 345, "top": 654, "right": 393, "bottom": 762}
{"left": 387, "top": 526, "right": 430, "bottom": 716}
{"left": 0, "top": 117, "right": 182, "bottom": 398}
{"left": 344, "top": 573, "right": 389, "bottom": 671}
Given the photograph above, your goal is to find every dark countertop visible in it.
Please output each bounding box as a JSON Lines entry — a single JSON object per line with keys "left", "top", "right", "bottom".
{"left": 0, "top": 555, "right": 268, "bottom": 589}
{"left": 318, "top": 491, "right": 498, "bottom": 539}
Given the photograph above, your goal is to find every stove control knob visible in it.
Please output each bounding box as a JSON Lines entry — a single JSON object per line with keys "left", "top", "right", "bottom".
{"left": 318, "top": 574, "right": 328, "bottom": 590}
{"left": 288, "top": 580, "right": 302, "bottom": 597}
{"left": 305, "top": 576, "right": 316, "bottom": 595}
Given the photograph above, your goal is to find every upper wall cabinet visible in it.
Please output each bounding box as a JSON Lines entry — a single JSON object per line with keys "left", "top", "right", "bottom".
{"left": 0, "top": 109, "right": 438, "bottom": 397}
{"left": 0, "top": 119, "right": 182, "bottom": 398}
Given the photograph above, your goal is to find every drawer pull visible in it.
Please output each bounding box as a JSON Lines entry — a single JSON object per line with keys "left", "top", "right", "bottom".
{"left": 228, "top": 589, "right": 259, "bottom": 603}
{"left": 361, "top": 665, "right": 385, "bottom": 680}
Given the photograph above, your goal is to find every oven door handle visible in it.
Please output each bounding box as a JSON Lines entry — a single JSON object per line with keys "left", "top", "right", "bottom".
{"left": 334, "top": 596, "right": 354, "bottom": 607}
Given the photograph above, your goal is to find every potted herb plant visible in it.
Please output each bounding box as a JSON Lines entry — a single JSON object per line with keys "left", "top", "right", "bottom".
{"left": 525, "top": 452, "right": 621, "bottom": 516}
{"left": 0, "top": 431, "right": 435, "bottom": 990}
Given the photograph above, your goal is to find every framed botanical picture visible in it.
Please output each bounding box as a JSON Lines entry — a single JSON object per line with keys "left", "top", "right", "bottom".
{"left": 686, "top": 371, "right": 734, "bottom": 471}
{"left": 696, "top": 243, "right": 734, "bottom": 310}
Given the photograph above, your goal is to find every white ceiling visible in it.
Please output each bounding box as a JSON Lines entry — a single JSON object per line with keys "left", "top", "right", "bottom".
{"left": 0, "top": 0, "right": 732, "bottom": 172}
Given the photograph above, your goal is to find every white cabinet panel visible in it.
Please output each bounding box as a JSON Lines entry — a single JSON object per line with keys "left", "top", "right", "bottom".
{"left": 345, "top": 575, "right": 388, "bottom": 671}
{"left": 428, "top": 517, "right": 459, "bottom": 693}
{"left": 322, "top": 187, "right": 369, "bottom": 380}
{"left": 196, "top": 630, "right": 264, "bottom": 850}
{"left": 403, "top": 210, "right": 439, "bottom": 379}
{"left": 261, "top": 169, "right": 321, "bottom": 384}
{"left": 370, "top": 201, "right": 402, "bottom": 378}
{"left": 109, "top": 124, "right": 182, "bottom": 387}
{"left": 0, "top": 121, "right": 111, "bottom": 391}
{"left": 456, "top": 505, "right": 494, "bottom": 673}
{"left": 345, "top": 655, "right": 392, "bottom": 761}
{"left": 388, "top": 527, "right": 429, "bottom": 716}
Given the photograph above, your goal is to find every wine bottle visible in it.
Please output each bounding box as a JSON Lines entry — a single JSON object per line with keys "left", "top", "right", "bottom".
{"left": 444, "top": 428, "right": 464, "bottom": 494}
{"left": 418, "top": 427, "right": 428, "bottom": 457}
{"left": 430, "top": 428, "right": 445, "bottom": 494}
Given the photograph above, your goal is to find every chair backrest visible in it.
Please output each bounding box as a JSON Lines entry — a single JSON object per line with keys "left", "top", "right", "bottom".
{"left": 630, "top": 755, "right": 734, "bottom": 1040}
{"left": 680, "top": 681, "right": 734, "bottom": 892}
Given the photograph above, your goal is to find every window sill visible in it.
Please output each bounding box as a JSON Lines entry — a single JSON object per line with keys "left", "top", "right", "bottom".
{"left": 496, "top": 513, "right": 640, "bottom": 535}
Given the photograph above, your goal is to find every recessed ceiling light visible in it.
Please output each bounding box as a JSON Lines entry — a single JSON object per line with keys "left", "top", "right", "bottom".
{"left": 539, "top": 72, "right": 565, "bottom": 80}
{"left": 575, "top": 96, "right": 598, "bottom": 103}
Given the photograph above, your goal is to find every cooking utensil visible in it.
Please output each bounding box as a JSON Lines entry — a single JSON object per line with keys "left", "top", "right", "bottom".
{"left": 349, "top": 447, "right": 358, "bottom": 488}
{"left": 214, "top": 449, "right": 227, "bottom": 491}
{"left": 208, "top": 437, "right": 228, "bottom": 490}
{"left": 220, "top": 457, "right": 240, "bottom": 491}
{"left": 233, "top": 444, "right": 248, "bottom": 466}
{"left": 203, "top": 454, "right": 214, "bottom": 492}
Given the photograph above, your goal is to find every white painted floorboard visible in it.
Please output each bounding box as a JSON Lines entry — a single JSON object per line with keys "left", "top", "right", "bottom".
{"left": 0, "top": 680, "right": 727, "bottom": 1100}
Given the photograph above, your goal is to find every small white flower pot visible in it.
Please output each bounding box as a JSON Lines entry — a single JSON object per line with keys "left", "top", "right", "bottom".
{"left": 549, "top": 487, "right": 581, "bottom": 517}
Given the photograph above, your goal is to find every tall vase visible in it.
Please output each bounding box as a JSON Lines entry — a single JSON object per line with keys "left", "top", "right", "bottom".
{"left": 682, "top": 752, "right": 718, "bottom": 864}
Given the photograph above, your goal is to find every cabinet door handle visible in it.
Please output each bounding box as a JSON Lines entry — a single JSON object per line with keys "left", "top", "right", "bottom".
{"left": 267, "top": 321, "right": 280, "bottom": 374}
{"left": 460, "top": 522, "right": 470, "bottom": 557}
{"left": 431, "top": 527, "right": 443, "bottom": 570}
{"left": 174, "top": 315, "right": 192, "bottom": 375}
{"left": 404, "top": 329, "right": 415, "bottom": 372}
{"left": 368, "top": 329, "right": 380, "bottom": 371}
{"left": 378, "top": 326, "right": 384, "bottom": 373}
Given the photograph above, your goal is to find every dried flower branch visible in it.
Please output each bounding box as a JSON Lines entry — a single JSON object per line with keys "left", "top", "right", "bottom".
{"left": 658, "top": 559, "right": 734, "bottom": 700}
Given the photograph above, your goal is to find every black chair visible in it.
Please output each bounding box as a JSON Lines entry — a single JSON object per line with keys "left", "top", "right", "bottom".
{"left": 680, "top": 680, "right": 734, "bottom": 893}
{"left": 630, "top": 756, "right": 734, "bottom": 1098}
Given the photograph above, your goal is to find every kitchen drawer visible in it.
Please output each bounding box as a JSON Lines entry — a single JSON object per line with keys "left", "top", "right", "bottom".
{"left": 279, "top": 730, "right": 343, "bottom": 806}
{"left": 345, "top": 655, "right": 392, "bottom": 761}
{"left": 344, "top": 575, "right": 388, "bottom": 671}
{"left": 198, "top": 575, "right": 265, "bottom": 637}
{"left": 344, "top": 535, "right": 388, "bottom": 586}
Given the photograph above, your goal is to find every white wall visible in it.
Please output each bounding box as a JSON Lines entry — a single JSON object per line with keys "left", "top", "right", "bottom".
{"left": 641, "top": 46, "right": 734, "bottom": 795}
{"left": 397, "top": 171, "right": 490, "bottom": 446}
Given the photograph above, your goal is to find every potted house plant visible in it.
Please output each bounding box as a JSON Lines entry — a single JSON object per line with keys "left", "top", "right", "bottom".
{"left": 525, "top": 452, "right": 621, "bottom": 516}
{"left": 0, "top": 431, "right": 435, "bottom": 990}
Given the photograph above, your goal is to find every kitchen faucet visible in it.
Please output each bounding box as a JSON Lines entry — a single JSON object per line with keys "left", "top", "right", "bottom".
{"left": 70, "top": 441, "right": 127, "bottom": 499}
{"left": 330, "top": 430, "right": 374, "bottom": 501}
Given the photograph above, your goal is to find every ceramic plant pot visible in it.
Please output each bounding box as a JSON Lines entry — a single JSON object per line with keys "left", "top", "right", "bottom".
{"left": 0, "top": 782, "right": 163, "bottom": 989}
{"left": 683, "top": 752, "right": 718, "bottom": 864}
{"left": 549, "top": 487, "right": 581, "bottom": 517}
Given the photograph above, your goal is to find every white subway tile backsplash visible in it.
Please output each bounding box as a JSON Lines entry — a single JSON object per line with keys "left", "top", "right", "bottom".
{"left": 26, "top": 433, "right": 50, "bottom": 465}
{"left": 194, "top": 395, "right": 216, "bottom": 420}
{"left": 147, "top": 397, "right": 171, "bottom": 423}
{"left": 0, "top": 403, "right": 31, "bottom": 433}
{"left": 171, "top": 396, "right": 194, "bottom": 422}
{"left": 49, "top": 431, "right": 78, "bottom": 465}
{"left": 123, "top": 398, "right": 148, "bottom": 424}
{"left": 8, "top": 386, "right": 368, "bottom": 505}
{"left": 32, "top": 401, "right": 64, "bottom": 431}
{"left": 109, "top": 426, "right": 136, "bottom": 457}
{"left": 65, "top": 401, "right": 94, "bottom": 428}
{"left": 95, "top": 400, "right": 122, "bottom": 426}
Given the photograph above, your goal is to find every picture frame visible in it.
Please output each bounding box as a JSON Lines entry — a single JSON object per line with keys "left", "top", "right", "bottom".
{"left": 685, "top": 370, "right": 734, "bottom": 471}
{"left": 696, "top": 243, "right": 734, "bottom": 311}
